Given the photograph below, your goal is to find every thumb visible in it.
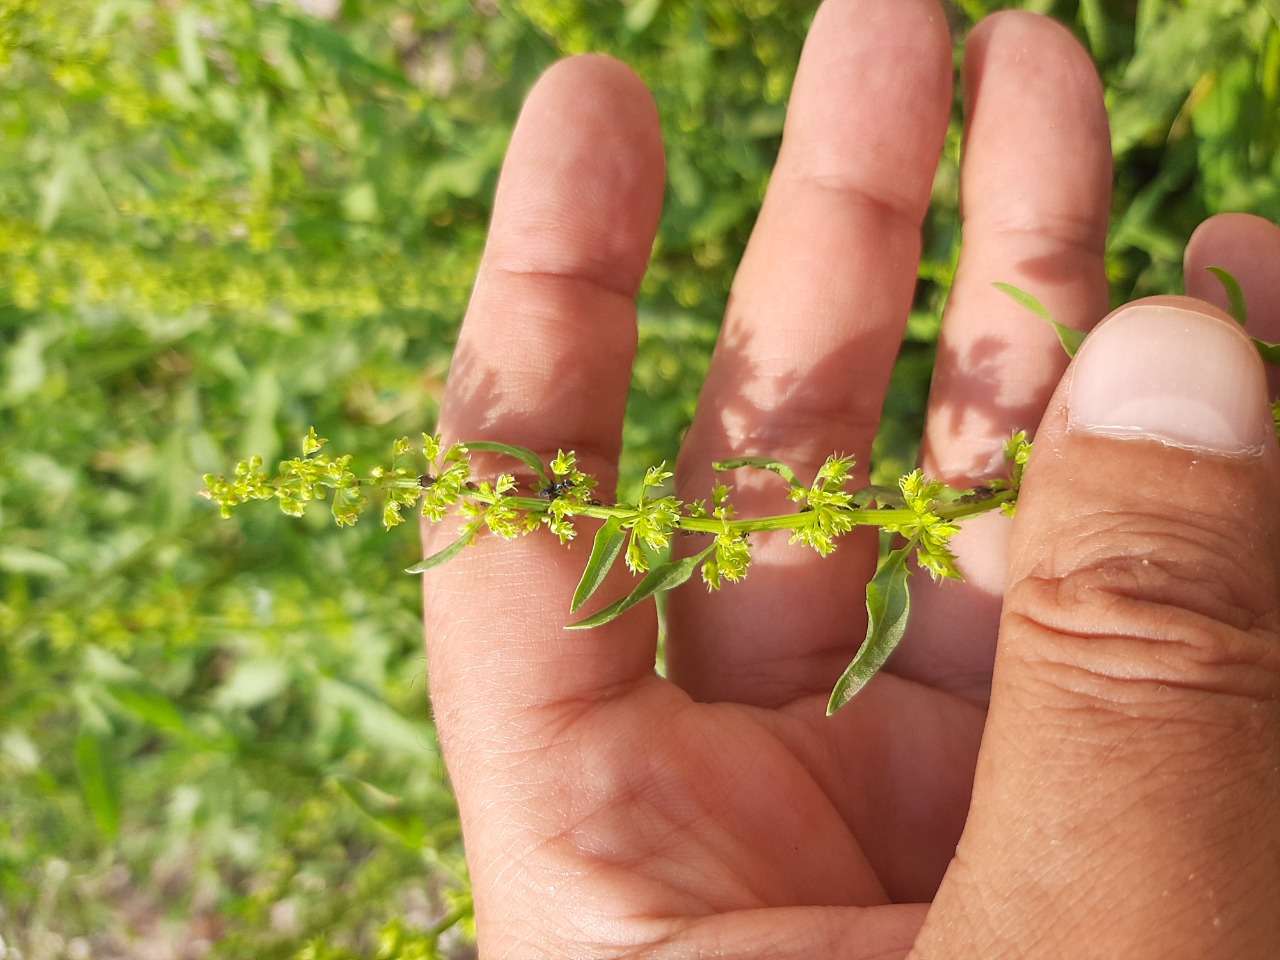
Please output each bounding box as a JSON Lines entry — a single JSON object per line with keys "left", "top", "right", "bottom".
{"left": 915, "top": 299, "right": 1280, "bottom": 958}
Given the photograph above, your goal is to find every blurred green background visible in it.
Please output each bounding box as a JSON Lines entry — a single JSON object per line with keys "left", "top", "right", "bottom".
{"left": 0, "top": 0, "right": 1276, "bottom": 955}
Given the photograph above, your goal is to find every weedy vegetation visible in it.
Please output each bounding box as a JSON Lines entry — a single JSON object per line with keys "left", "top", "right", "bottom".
{"left": 3, "top": 0, "right": 1279, "bottom": 956}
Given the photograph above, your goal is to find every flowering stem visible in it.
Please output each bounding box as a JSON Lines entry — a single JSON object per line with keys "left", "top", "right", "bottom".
{"left": 454, "top": 487, "right": 1017, "bottom": 534}
{"left": 202, "top": 429, "right": 1032, "bottom": 710}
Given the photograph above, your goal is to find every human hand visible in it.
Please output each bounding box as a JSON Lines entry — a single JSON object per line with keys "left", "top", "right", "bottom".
{"left": 423, "top": 2, "right": 1280, "bottom": 957}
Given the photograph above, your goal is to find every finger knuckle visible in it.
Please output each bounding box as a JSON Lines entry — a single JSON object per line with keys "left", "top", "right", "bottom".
{"left": 1004, "top": 511, "right": 1280, "bottom": 711}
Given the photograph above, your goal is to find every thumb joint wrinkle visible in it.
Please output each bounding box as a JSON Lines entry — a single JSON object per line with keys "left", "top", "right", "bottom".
{"left": 1001, "top": 553, "right": 1280, "bottom": 712}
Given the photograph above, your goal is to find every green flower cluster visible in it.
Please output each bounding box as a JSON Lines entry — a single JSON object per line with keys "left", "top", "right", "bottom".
{"left": 693, "top": 482, "right": 752, "bottom": 591}
{"left": 201, "top": 428, "right": 366, "bottom": 525}
{"left": 618, "top": 464, "right": 681, "bottom": 573}
{"left": 789, "top": 456, "right": 860, "bottom": 557}
{"left": 204, "top": 431, "right": 1026, "bottom": 708}
{"left": 883, "top": 471, "right": 962, "bottom": 580}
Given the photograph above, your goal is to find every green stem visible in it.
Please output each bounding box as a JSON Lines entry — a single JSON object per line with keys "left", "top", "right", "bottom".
{"left": 451, "top": 486, "right": 1017, "bottom": 535}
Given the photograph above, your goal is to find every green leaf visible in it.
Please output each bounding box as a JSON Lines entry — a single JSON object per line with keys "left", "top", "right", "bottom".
{"left": 993, "top": 282, "right": 1086, "bottom": 357}
{"left": 105, "top": 683, "right": 188, "bottom": 737}
{"left": 572, "top": 516, "right": 628, "bottom": 612}
{"left": 568, "top": 545, "right": 715, "bottom": 629}
{"left": 1205, "top": 266, "right": 1248, "bottom": 326}
{"left": 1077, "top": 0, "right": 1109, "bottom": 59}
{"left": 0, "top": 545, "right": 70, "bottom": 578}
{"left": 1252, "top": 338, "right": 1280, "bottom": 365}
{"left": 174, "top": 6, "right": 208, "bottom": 86}
{"left": 406, "top": 527, "right": 476, "bottom": 574}
{"left": 213, "top": 657, "right": 291, "bottom": 712}
{"left": 317, "top": 677, "right": 435, "bottom": 758}
{"left": 75, "top": 728, "right": 121, "bottom": 841}
{"left": 827, "top": 542, "right": 914, "bottom": 715}
{"left": 330, "top": 775, "right": 426, "bottom": 849}
{"left": 712, "top": 455, "right": 803, "bottom": 489}
{"left": 341, "top": 181, "right": 379, "bottom": 223}
{"left": 624, "top": 0, "right": 662, "bottom": 33}
{"left": 271, "top": 6, "right": 412, "bottom": 91}
{"left": 38, "top": 142, "right": 82, "bottom": 232}
{"left": 1204, "top": 267, "right": 1280, "bottom": 363}
{"left": 463, "top": 441, "right": 549, "bottom": 486}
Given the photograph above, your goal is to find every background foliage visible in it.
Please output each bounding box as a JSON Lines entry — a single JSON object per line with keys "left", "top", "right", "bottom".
{"left": 0, "top": 0, "right": 1276, "bottom": 955}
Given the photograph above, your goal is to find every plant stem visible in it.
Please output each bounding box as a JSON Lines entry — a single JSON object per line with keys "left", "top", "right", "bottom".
{"left": 445, "top": 486, "right": 1017, "bottom": 536}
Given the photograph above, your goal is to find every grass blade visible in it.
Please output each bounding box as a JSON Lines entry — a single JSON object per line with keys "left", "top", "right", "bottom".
{"left": 568, "top": 544, "right": 715, "bottom": 629}
{"left": 712, "top": 455, "right": 802, "bottom": 489}
{"left": 572, "top": 516, "right": 628, "bottom": 612}
{"left": 462, "top": 441, "right": 550, "bottom": 485}
{"left": 994, "top": 282, "right": 1086, "bottom": 357}
{"left": 827, "top": 542, "right": 914, "bottom": 715}
{"left": 1205, "top": 266, "right": 1247, "bottom": 326}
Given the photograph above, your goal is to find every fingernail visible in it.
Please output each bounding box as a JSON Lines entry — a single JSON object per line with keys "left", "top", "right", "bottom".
{"left": 1068, "top": 304, "right": 1272, "bottom": 454}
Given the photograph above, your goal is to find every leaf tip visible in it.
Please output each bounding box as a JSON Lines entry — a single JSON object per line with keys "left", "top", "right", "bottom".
{"left": 1204, "top": 265, "right": 1247, "bottom": 326}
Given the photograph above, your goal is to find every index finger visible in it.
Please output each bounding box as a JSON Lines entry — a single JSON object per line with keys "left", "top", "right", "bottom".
{"left": 423, "top": 56, "right": 665, "bottom": 738}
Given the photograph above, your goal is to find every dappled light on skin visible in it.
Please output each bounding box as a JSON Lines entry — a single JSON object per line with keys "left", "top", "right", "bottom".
{"left": 14, "top": 0, "right": 1280, "bottom": 954}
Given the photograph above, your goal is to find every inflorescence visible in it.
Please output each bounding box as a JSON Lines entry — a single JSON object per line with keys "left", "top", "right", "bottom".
{"left": 203, "top": 429, "right": 1029, "bottom": 713}
{"left": 202, "top": 274, "right": 1276, "bottom": 713}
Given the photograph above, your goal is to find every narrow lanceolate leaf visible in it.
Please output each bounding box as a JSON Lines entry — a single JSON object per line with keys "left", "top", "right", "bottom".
{"left": 712, "top": 456, "right": 803, "bottom": 489}
{"left": 1205, "top": 266, "right": 1247, "bottom": 326}
{"left": 993, "top": 282, "right": 1086, "bottom": 357}
{"left": 568, "top": 545, "right": 715, "bottom": 629}
{"left": 463, "top": 441, "right": 549, "bottom": 486}
{"left": 1204, "top": 266, "right": 1280, "bottom": 362}
{"left": 105, "top": 683, "right": 188, "bottom": 737}
{"left": 406, "top": 526, "right": 477, "bottom": 574}
{"left": 75, "top": 728, "right": 121, "bottom": 841}
{"left": 1252, "top": 338, "right": 1280, "bottom": 365}
{"left": 572, "top": 516, "right": 628, "bottom": 612}
{"left": 827, "top": 542, "right": 914, "bottom": 715}
{"left": 330, "top": 774, "right": 426, "bottom": 849}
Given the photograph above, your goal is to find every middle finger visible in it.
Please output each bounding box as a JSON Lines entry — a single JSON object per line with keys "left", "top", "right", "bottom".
{"left": 668, "top": 0, "right": 954, "bottom": 707}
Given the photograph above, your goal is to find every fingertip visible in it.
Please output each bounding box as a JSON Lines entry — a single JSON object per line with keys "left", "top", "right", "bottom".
{"left": 968, "top": 7, "right": 1096, "bottom": 54}
{"left": 525, "top": 53, "right": 660, "bottom": 142}
{"left": 812, "top": 0, "right": 951, "bottom": 51}
{"left": 488, "top": 54, "right": 665, "bottom": 295}
{"left": 1185, "top": 213, "right": 1280, "bottom": 347}
{"left": 965, "top": 6, "right": 1101, "bottom": 86}
{"left": 962, "top": 11, "right": 1110, "bottom": 220}
{"left": 782, "top": 0, "right": 952, "bottom": 219}
{"left": 438, "top": 55, "right": 666, "bottom": 489}
{"left": 1186, "top": 212, "right": 1280, "bottom": 267}
{"left": 1066, "top": 300, "right": 1272, "bottom": 455}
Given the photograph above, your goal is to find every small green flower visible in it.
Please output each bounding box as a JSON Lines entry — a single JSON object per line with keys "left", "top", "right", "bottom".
{"left": 302, "top": 427, "right": 327, "bottom": 456}
{"left": 882, "top": 469, "right": 960, "bottom": 580}
{"left": 789, "top": 455, "right": 858, "bottom": 556}
{"left": 703, "top": 529, "right": 750, "bottom": 589}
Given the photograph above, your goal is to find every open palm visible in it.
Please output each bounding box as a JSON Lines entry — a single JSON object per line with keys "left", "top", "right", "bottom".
{"left": 423, "top": 3, "right": 1116, "bottom": 956}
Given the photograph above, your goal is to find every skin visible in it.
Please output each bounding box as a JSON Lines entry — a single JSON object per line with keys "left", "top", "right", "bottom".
{"left": 422, "top": 3, "right": 1280, "bottom": 957}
